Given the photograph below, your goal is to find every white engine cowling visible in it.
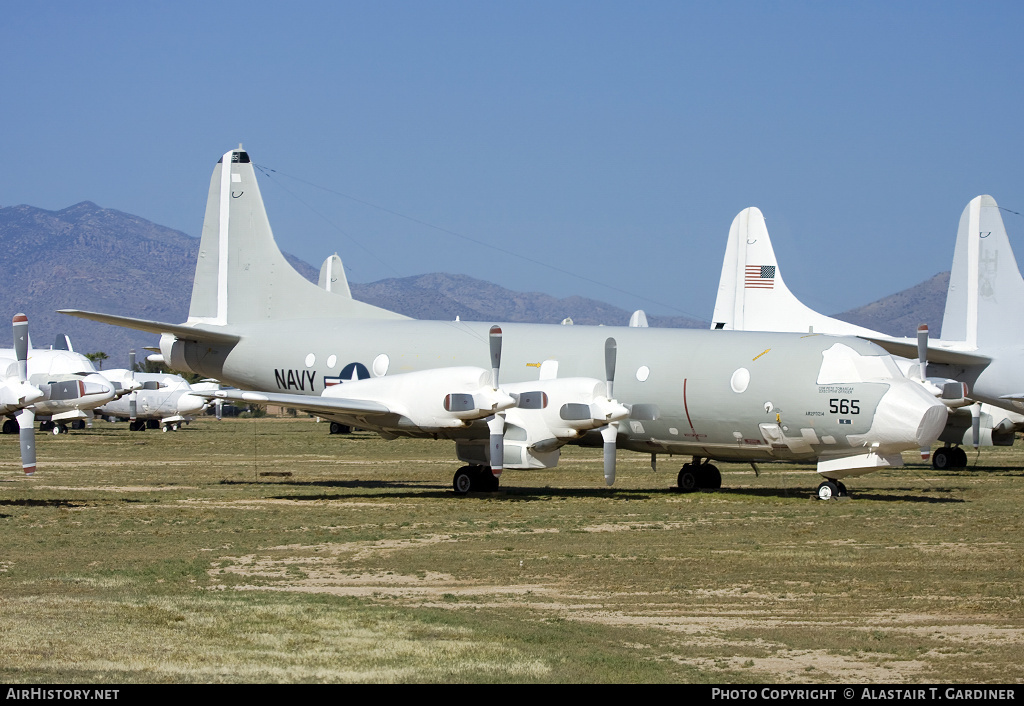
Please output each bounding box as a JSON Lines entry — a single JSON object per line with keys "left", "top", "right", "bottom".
{"left": 497, "top": 377, "right": 630, "bottom": 469}
{"left": 324, "top": 366, "right": 515, "bottom": 431}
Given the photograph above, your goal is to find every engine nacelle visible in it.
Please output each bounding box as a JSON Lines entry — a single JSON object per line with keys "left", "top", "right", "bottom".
{"left": 497, "top": 377, "right": 629, "bottom": 470}
{"left": 324, "top": 366, "right": 514, "bottom": 431}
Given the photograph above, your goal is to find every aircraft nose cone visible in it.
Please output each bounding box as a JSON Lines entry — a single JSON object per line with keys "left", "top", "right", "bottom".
{"left": 872, "top": 380, "right": 948, "bottom": 451}
{"left": 915, "top": 402, "right": 948, "bottom": 448}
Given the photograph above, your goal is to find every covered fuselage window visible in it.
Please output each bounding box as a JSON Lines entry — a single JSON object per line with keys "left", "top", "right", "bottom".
{"left": 816, "top": 342, "right": 903, "bottom": 384}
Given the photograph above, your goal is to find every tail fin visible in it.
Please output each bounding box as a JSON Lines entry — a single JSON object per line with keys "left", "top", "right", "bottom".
{"left": 318, "top": 253, "right": 352, "bottom": 297}
{"left": 187, "top": 146, "right": 406, "bottom": 326}
{"left": 941, "top": 195, "right": 1024, "bottom": 348}
{"left": 711, "top": 207, "right": 880, "bottom": 336}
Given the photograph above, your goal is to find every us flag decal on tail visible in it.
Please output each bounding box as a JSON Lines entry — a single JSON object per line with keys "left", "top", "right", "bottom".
{"left": 745, "top": 265, "right": 775, "bottom": 289}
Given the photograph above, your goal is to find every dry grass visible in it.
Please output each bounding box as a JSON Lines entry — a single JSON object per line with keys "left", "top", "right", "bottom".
{"left": 1, "top": 417, "right": 1023, "bottom": 683}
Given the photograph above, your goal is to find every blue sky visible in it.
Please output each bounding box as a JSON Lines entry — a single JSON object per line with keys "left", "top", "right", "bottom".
{"left": 3, "top": 1, "right": 1023, "bottom": 323}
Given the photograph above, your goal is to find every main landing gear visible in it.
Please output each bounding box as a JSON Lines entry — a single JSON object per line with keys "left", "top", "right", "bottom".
{"left": 676, "top": 459, "right": 722, "bottom": 492}
{"left": 452, "top": 465, "right": 500, "bottom": 494}
{"left": 816, "top": 480, "right": 848, "bottom": 500}
{"left": 931, "top": 446, "right": 968, "bottom": 470}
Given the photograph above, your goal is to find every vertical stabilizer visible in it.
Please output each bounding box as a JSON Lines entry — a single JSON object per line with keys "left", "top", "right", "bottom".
{"left": 941, "top": 196, "right": 1024, "bottom": 348}
{"left": 187, "top": 147, "right": 406, "bottom": 326}
{"left": 318, "top": 253, "right": 353, "bottom": 298}
{"left": 711, "top": 207, "right": 880, "bottom": 336}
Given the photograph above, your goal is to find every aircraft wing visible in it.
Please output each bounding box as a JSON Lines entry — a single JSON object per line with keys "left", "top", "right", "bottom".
{"left": 861, "top": 336, "right": 991, "bottom": 367}
{"left": 199, "top": 388, "right": 392, "bottom": 417}
{"left": 58, "top": 310, "right": 240, "bottom": 346}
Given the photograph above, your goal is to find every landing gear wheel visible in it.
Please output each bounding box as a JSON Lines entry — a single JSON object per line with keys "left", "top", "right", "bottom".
{"left": 932, "top": 447, "right": 952, "bottom": 470}
{"left": 697, "top": 464, "right": 722, "bottom": 490}
{"left": 817, "top": 480, "right": 840, "bottom": 500}
{"left": 329, "top": 422, "right": 351, "bottom": 435}
{"left": 952, "top": 447, "right": 969, "bottom": 468}
{"left": 677, "top": 465, "right": 698, "bottom": 493}
{"left": 480, "top": 469, "right": 500, "bottom": 491}
{"left": 162, "top": 425, "right": 169, "bottom": 433}
{"left": 2, "top": 419, "right": 16, "bottom": 434}
{"left": 453, "top": 466, "right": 475, "bottom": 495}
{"left": 453, "top": 465, "right": 499, "bottom": 494}
{"left": 836, "top": 481, "right": 848, "bottom": 497}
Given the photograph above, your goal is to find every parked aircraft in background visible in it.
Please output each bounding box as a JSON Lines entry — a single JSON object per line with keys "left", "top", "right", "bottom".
{"left": 1, "top": 314, "right": 44, "bottom": 474}
{"left": 0, "top": 332, "right": 118, "bottom": 435}
{"left": 96, "top": 370, "right": 206, "bottom": 431}
{"left": 62, "top": 146, "right": 948, "bottom": 500}
{"left": 710, "top": 197, "right": 1024, "bottom": 469}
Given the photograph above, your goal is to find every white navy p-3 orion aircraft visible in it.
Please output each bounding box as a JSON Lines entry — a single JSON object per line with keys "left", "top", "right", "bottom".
{"left": 61, "top": 147, "right": 947, "bottom": 499}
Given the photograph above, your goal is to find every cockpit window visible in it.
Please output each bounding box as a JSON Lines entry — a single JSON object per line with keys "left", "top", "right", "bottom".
{"left": 816, "top": 343, "right": 902, "bottom": 384}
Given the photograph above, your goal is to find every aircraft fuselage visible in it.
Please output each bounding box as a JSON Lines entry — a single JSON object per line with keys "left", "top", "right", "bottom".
{"left": 164, "top": 319, "right": 940, "bottom": 468}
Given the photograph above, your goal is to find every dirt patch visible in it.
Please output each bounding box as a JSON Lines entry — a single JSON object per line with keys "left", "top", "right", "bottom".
{"left": 687, "top": 650, "right": 929, "bottom": 682}
{"left": 35, "top": 485, "right": 196, "bottom": 492}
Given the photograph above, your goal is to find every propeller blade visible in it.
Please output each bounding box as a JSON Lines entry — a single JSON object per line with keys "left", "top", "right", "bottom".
{"left": 13, "top": 313, "right": 29, "bottom": 382}
{"left": 487, "top": 413, "right": 504, "bottom": 478}
{"left": 916, "top": 324, "right": 929, "bottom": 381}
{"left": 16, "top": 407, "right": 35, "bottom": 475}
{"left": 602, "top": 338, "right": 619, "bottom": 484}
{"left": 601, "top": 422, "right": 618, "bottom": 485}
{"left": 129, "top": 349, "right": 138, "bottom": 421}
{"left": 604, "top": 337, "right": 616, "bottom": 399}
{"left": 489, "top": 325, "right": 502, "bottom": 390}
{"left": 972, "top": 403, "right": 981, "bottom": 449}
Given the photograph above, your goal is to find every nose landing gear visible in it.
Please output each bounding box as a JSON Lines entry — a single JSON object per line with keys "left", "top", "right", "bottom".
{"left": 816, "top": 480, "right": 848, "bottom": 500}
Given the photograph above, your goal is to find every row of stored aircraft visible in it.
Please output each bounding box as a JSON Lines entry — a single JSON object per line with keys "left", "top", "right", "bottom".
{"left": 0, "top": 322, "right": 210, "bottom": 473}
{"left": 60, "top": 145, "right": 983, "bottom": 500}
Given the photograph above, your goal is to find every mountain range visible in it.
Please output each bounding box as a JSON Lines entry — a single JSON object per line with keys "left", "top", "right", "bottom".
{"left": 0, "top": 201, "right": 948, "bottom": 369}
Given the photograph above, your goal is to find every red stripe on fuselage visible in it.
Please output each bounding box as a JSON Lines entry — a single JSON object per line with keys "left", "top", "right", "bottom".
{"left": 683, "top": 378, "right": 695, "bottom": 432}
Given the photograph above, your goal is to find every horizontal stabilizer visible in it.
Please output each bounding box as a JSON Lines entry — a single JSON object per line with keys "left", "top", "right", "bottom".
{"left": 58, "top": 310, "right": 241, "bottom": 346}
{"left": 862, "top": 336, "right": 991, "bottom": 367}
